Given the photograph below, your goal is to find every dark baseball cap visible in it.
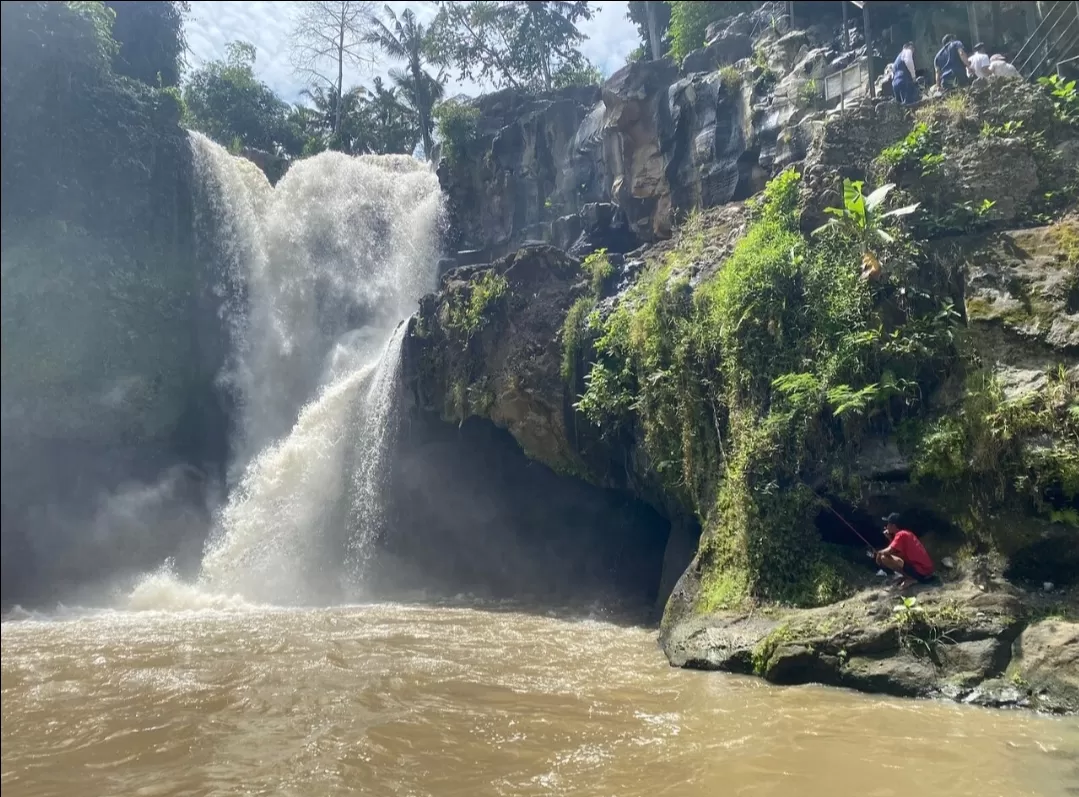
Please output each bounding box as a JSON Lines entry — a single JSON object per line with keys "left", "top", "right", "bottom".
{"left": 882, "top": 512, "right": 901, "bottom": 524}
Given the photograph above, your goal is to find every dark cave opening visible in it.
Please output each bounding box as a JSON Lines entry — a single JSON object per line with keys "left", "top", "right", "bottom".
{"left": 374, "top": 413, "right": 673, "bottom": 619}
{"left": 813, "top": 496, "right": 886, "bottom": 550}
{"left": 813, "top": 494, "right": 969, "bottom": 581}
{"left": 1005, "top": 536, "right": 1079, "bottom": 587}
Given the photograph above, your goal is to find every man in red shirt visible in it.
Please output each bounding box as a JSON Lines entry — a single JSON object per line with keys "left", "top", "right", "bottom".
{"left": 875, "top": 513, "right": 935, "bottom": 590}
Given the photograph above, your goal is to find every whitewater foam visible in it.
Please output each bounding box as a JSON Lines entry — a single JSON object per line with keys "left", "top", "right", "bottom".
{"left": 122, "top": 134, "right": 444, "bottom": 610}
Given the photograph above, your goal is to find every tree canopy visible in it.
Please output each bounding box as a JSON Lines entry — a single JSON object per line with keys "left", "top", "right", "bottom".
{"left": 1, "top": 1, "right": 189, "bottom": 226}
{"left": 430, "top": 1, "right": 599, "bottom": 92}
{"left": 104, "top": 0, "right": 189, "bottom": 86}
{"left": 290, "top": 1, "right": 377, "bottom": 134}
{"left": 366, "top": 5, "right": 446, "bottom": 160}
{"left": 183, "top": 42, "right": 297, "bottom": 154}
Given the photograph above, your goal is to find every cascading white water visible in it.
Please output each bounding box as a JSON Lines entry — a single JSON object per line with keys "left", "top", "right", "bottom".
{"left": 145, "top": 133, "right": 443, "bottom": 606}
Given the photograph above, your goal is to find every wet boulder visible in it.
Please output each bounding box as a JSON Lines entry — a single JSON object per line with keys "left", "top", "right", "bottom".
{"left": 403, "top": 245, "right": 587, "bottom": 476}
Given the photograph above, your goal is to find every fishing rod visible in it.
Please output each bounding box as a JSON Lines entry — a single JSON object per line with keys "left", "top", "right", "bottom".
{"left": 822, "top": 502, "right": 877, "bottom": 551}
{"left": 805, "top": 483, "right": 879, "bottom": 552}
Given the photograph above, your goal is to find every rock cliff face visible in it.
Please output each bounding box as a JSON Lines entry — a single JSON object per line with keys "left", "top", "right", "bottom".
{"left": 409, "top": 59, "right": 1079, "bottom": 709}
{"left": 435, "top": 3, "right": 848, "bottom": 268}
{"left": 0, "top": 5, "right": 224, "bottom": 605}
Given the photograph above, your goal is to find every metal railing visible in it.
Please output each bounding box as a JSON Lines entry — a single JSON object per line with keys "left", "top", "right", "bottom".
{"left": 1015, "top": 1, "right": 1079, "bottom": 79}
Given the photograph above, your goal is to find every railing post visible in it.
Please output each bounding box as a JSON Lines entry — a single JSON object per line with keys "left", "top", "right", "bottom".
{"left": 841, "top": 0, "right": 848, "bottom": 51}
{"left": 864, "top": 4, "right": 875, "bottom": 98}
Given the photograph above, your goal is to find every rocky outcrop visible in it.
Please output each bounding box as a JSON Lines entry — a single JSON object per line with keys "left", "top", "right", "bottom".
{"left": 437, "top": 86, "right": 607, "bottom": 262}
{"left": 603, "top": 58, "right": 681, "bottom": 241}
{"left": 958, "top": 218, "right": 1079, "bottom": 355}
{"left": 404, "top": 246, "right": 589, "bottom": 475}
{"left": 436, "top": 5, "right": 864, "bottom": 263}
{"left": 413, "top": 0, "right": 1079, "bottom": 707}
{"left": 663, "top": 577, "right": 1079, "bottom": 713}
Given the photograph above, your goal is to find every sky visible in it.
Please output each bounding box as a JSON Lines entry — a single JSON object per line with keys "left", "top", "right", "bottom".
{"left": 184, "top": 1, "right": 640, "bottom": 102}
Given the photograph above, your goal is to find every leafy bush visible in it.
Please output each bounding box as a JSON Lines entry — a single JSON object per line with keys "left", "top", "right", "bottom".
{"left": 1038, "top": 74, "right": 1078, "bottom": 126}
{"left": 878, "top": 122, "right": 944, "bottom": 175}
{"left": 434, "top": 99, "right": 480, "bottom": 164}
{"left": 570, "top": 164, "right": 969, "bottom": 607}
{"left": 667, "top": 1, "right": 755, "bottom": 63}
{"left": 447, "top": 271, "right": 508, "bottom": 338}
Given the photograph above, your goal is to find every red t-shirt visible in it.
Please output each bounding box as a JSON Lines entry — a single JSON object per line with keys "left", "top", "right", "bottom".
{"left": 888, "top": 529, "right": 934, "bottom": 576}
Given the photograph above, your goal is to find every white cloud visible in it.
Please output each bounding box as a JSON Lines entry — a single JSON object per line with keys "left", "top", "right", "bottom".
{"left": 185, "top": 1, "right": 640, "bottom": 102}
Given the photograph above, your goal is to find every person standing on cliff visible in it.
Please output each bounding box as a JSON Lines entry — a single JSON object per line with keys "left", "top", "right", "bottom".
{"left": 891, "top": 42, "right": 920, "bottom": 106}
{"left": 875, "top": 513, "right": 935, "bottom": 591}
{"left": 967, "top": 42, "right": 992, "bottom": 80}
{"left": 934, "top": 34, "right": 970, "bottom": 91}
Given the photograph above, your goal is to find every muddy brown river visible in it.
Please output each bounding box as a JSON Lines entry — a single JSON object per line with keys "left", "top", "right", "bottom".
{"left": 3, "top": 602, "right": 1077, "bottom": 797}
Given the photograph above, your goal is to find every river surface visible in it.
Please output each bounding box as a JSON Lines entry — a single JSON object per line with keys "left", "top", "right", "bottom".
{"left": 3, "top": 603, "right": 1077, "bottom": 797}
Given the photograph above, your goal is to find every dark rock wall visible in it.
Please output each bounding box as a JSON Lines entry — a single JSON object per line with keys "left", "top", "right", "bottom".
{"left": 375, "top": 414, "right": 670, "bottom": 615}
{"left": 0, "top": 7, "right": 226, "bottom": 606}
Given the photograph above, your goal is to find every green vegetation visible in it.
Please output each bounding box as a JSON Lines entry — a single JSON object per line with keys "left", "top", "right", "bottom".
{"left": 561, "top": 249, "right": 614, "bottom": 390}
{"left": 752, "top": 623, "right": 794, "bottom": 675}
{"left": 430, "top": 1, "right": 599, "bottom": 92}
{"left": 667, "top": 2, "right": 755, "bottom": 63}
{"left": 719, "top": 65, "right": 743, "bottom": 89}
{"left": 909, "top": 367, "right": 1079, "bottom": 529}
{"left": 184, "top": 41, "right": 299, "bottom": 155}
{"left": 365, "top": 6, "right": 445, "bottom": 161}
{"left": 584, "top": 248, "right": 614, "bottom": 296}
{"left": 561, "top": 297, "right": 594, "bottom": 387}
{"left": 878, "top": 122, "right": 945, "bottom": 176}
{"left": 891, "top": 596, "right": 968, "bottom": 661}
{"left": 798, "top": 78, "right": 820, "bottom": 106}
{"left": 434, "top": 100, "right": 481, "bottom": 164}
{"left": 2, "top": 1, "right": 191, "bottom": 231}
{"left": 812, "top": 180, "right": 919, "bottom": 276}
{"left": 569, "top": 167, "right": 966, "bottom": 608}
{"left": 1038, "top": 74, "right": 1078, "bottom": 126}
{"left": 447, "top": 271, "right": 509, "bottom": 338}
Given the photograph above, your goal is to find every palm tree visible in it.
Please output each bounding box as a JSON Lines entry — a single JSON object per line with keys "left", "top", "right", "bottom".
{"left": 388, "top": 66, "right": 445, "bottom": 158}
{"left": 365, "top": 5, "right": 445, "bottom": 160}
{"left": 300, "top": 84, "right": 371, "bottom": 153}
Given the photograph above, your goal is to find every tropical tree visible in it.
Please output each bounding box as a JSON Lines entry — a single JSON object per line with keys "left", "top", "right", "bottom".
{"left": 515, "top": 1, "right": 593, "bottom": 90}
{"left": 295, "top": 77, "right": 417, "bottom": 156}
{"left": 183, "top": 41, "right": 293, "bottom": 154}
{"left": 104, "top": 0, "right": 189, "bottom": 85}
{"left": 289, "top": 0, "right": 377, "bottom": 135}
{"left": 431, "top": 1, "right": 594, "bottom": 92}
{"left": 813, "top": 180, "right": 919, "bottom": 279}
{"left": 366, "top": 77, "right": 420, "bottom": 155}
{"left": 365, "top": 5, "right": 445, "bottom": 160}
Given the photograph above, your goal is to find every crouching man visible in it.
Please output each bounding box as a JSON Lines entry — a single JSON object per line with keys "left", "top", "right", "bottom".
{"left": 875, "top": 513, "right": 935, "bottom": 590}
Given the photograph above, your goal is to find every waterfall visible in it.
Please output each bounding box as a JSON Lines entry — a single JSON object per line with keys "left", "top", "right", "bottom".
{"left": 166, "top": 134, "right": 443, "bottom": 606}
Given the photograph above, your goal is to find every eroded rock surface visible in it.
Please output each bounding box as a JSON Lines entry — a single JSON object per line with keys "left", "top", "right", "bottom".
{"left": 663, "top": 580, "right": 1078, "bottom": 712}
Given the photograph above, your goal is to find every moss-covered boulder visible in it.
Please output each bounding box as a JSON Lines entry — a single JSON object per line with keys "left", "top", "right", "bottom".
{"left": 664, "top": 576, "right": 1078, "bottom": 712}
{"left": 957, "top": 217, "right": 1079, "bottom": 353}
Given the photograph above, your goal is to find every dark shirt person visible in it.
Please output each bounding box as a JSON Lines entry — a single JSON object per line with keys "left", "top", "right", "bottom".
{"left": 874, "top": 513, "right": 935, "bottom": 590}
{"left": 935, "top": 34, "right": 970, "bottom": 90}
{"left": 892, "top": 42, "right": 919, "bottom": 105}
